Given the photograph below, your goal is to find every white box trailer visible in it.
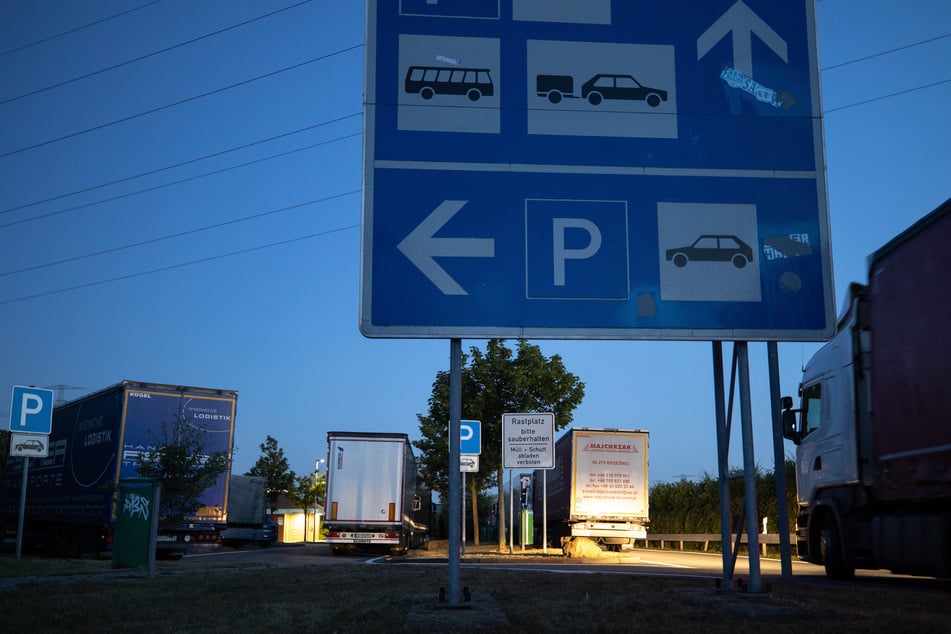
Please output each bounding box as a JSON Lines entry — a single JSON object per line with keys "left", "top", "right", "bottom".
{"left": 537, "top": 428, "right": 649, "bottom": 550}
{"left": 324, "top": 432, "right": 429, "bottom": 555}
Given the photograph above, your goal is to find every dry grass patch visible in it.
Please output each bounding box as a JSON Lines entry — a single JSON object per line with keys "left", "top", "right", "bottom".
{"left": 1, "top": 555, "right": 949, "bottom": 632}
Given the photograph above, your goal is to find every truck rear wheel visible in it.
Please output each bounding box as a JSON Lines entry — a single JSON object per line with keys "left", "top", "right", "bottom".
{"left": 820, "top": 512, "right": 855, "bottom": 579}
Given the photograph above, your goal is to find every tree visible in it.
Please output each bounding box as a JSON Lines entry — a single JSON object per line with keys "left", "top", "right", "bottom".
{"left": 136, "top": 415, "right": 230, "bottom": 527}
{"left": 415, "top": 339, "right": 585, "bottom": 550}
{"left": 247, "top": 436, "right": 296, "bottom": 513}
{"left": 288, "top": 471, "right": 326, "bottom": 541}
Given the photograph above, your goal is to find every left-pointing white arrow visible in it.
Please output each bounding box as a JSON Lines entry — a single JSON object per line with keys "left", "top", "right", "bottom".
{"left": 397, "top": 200, "right": 495, "bottom": 296}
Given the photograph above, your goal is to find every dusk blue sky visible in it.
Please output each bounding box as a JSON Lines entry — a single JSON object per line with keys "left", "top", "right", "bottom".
{"left": 1, "top": 1, "right": 948, "bottom": 486}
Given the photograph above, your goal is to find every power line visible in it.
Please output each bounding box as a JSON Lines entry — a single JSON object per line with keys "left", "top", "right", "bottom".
{"left": 0, "top": 0, "right": 164, "bottom": 57}
{"left": 0, "top": 43, "right": 363, "bottom": 160}
{"left": 821, "top": 33, "right": 950, "bottom": 72}
{"left": 0, "top": 224, "right": 361, "bottom": 306}
{"left": 0, "top": 190, "right": 360, "bottom": 277}
{"left": 825, "top": 78, "right": 951, "bottom": 113}
{"left": 0, "top": 131, "right": 362, "bottom": 230}
{"left": 0, "top": 112, "right": 361, "bottom": 216}
{"left": 1, "top": 1, "right": 314, "bottom": 105}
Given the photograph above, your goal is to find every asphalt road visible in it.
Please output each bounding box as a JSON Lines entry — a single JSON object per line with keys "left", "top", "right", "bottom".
{"left": 183, "top": 542, "right": 949, "bottom": 593}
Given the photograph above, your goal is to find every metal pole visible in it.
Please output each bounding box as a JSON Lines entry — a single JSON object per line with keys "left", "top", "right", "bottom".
{"left": 543, "top": 469, "right": 548, "bottom": 554}
{"left": 147, "top": 484, "right": 161, "bottom": 579}
{"left": 16, "top": 457, "right": 29, "bottom": 560}
{"left": 509, "top": 470, "right": 515, "bottom": 554}
{"left": 461, "top": 472, "right": 466, "bottom": 555}
{"left": 711, "top": 342, "right": 732, "bottom": 586}
{"left": 767, "top": 341, "right": 793, "bottom": 579}
{"left": 737, "top": 341, "right": 762, "bottom": 592}
{"left": 521, "top": 474, "right": 525, "bottom": 552}
{"left": 447, "top": 338, "right": 463, "bottom": 605}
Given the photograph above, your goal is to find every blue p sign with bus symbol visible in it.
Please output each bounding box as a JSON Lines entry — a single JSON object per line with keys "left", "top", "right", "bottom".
{"left": 9, "top": 386, "right": 54, "bottom": 434}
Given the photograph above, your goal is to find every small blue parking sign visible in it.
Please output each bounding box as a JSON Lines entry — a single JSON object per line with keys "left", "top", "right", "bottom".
{"left": 460, "top": 420, "right": 481, "bottom": 455}
{"left": 9, "top": 386, "right": 54, "bottom": 434}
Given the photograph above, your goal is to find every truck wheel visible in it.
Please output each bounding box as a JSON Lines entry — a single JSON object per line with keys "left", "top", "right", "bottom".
{"left": 820, "top": 512, "right": 855, "bottom": 579}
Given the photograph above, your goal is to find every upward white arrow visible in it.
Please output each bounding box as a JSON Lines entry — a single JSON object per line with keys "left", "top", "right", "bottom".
{"left": 397, "top": 200, "right": 495, "bottom": 296}
{"left": 697, "top": 1, "right": 788, "bottom": 76}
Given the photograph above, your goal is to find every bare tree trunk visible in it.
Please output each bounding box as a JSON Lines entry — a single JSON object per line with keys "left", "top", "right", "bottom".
{"left": 469, "top": 478, "right": 480, "bottom": 546}
{"left": 497, "top": 467, "right": 506, "bottom": 552}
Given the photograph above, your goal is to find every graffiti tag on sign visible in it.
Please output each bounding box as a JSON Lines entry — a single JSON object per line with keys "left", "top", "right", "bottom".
{"left": 123, "top": 493, "right": 151, "bottom": 521}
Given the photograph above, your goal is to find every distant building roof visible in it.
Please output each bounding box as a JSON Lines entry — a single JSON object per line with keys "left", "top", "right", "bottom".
{"left": 267, "top": 492, "right": 324, "bottom": 515}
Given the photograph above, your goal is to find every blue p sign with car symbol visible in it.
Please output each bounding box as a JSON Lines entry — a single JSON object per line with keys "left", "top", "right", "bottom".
{"left": 9, "top": 386, "right": 54, "bottom": 434}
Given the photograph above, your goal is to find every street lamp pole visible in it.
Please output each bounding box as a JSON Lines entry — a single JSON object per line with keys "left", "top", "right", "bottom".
{"left": 314, "top": 458, "right": 325, "bottom": 543}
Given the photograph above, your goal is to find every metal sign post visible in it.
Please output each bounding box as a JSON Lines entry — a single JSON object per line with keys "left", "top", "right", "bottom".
{"left": 461, "top": 472, "right": 466, "bottom": 555}
{"left": 16, "top": 457, "right": 29, "bottom": 560}
{"left": 446, "top": 338, "right": 463, "bottom": 605}
{"left": 543, "top": 470, "right": 548, "bottom": 554}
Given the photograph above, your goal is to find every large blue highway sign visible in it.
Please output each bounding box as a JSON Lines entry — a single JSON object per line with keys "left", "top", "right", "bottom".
{"left": 361, "top": 1, "right": 835, "bottom": 340}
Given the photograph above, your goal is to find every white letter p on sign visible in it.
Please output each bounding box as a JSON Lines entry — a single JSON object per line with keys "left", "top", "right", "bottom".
{"left": 19, "top": 393, "right": 43, "bottom": 427}
{"left": 553, "top": 218, "right": 602, "bottom": 286}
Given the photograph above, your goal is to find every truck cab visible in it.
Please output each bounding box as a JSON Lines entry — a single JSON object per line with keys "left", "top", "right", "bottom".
{"left": 782, "top": 286, "right": 869, "bottom": 577}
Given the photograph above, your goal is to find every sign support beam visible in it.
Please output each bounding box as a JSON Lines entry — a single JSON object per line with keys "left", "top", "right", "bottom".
{"left": 712, "top": 341, "right": 733, "bottom": 587}
{"left": 446, "top": 338, "right": 463, "bottom": 605}
{"left": 16, "top": 457, "right": 29, "bottom": 560}
{"left": 737, "top": 342, "right": 763, "bottom": 593}
{"left": 768, "top": 341, "right": 794, "bottom": 579}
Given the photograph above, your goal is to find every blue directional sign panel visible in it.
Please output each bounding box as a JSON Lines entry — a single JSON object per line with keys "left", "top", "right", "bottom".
{"left": 361, "top": 0, "right": 835, "bottom": 340}
{"left": 9, "top": 385, "right": 54, "bottom": 434}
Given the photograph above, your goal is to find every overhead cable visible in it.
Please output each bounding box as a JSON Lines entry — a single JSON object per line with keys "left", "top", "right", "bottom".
{"left": 1, "top": 0, "right": 314, "bottom": 105}
{"left": 0, "top": 43, "right": 363, "bottom": 160}
{"left": 0, "top": 190, "right": 360, "bottom": 277}
{"left": 0, "top": 131, "right": 362, "bottom": 229}
{"left": 825, "top": 78, "right": 951, "bottom": 113}
{"left": 821, "top": 33, "right": 950, "bottom": 72}
{"left": 0, "top": 224, "right": 361, "bottom": 306}
{"left": 0, "top": 0, "right": 164, "bottom": 57}
{"left": 0, "top": 112, "right": 361, "bottom": 216}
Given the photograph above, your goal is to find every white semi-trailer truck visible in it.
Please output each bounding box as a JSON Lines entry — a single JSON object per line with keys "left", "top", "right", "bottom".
{"left": 323, "top": 432, "right": 430, "bottom": 555}
{"left": 536, "top": 427, "right": 649, "bottom": 551}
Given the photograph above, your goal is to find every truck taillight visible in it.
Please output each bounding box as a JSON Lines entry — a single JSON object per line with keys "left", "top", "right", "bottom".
{"left": 327, "top": 531, "right": 340, "bottom": 538}
{"left": 385, "top": 532, "right": 399, "bottom": 539}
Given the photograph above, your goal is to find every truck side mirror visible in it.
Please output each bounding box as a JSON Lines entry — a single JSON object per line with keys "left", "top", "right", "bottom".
{"left": 780, "top": 396, "right": 801, "bottom": 444}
